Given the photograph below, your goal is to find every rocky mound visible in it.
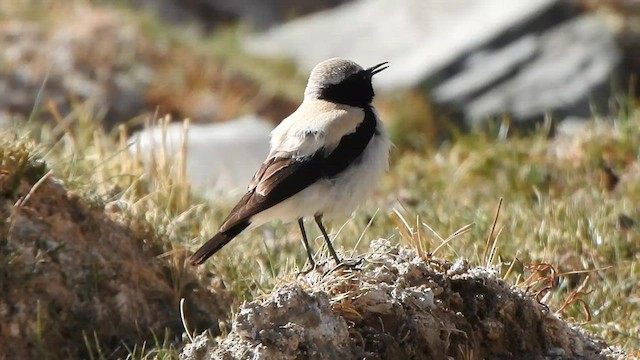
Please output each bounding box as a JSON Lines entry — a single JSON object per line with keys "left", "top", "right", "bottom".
{"left": 181, "top": 240, "right": 623, "bottom": 359}
{"left": 0, "top": 139, "right": 229, "bottom": 359}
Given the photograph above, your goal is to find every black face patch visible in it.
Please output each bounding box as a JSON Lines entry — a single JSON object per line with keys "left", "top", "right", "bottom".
{"left": 319, "top": 70, "right": 375, "bottom": 108}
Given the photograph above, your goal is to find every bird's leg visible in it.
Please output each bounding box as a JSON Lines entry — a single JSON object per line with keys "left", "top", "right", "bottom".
{"left": 298, "top": 218, "right": 316, "bottom": 270}
{"left": 314, "top": 215, "right": 342, "bottom": 264}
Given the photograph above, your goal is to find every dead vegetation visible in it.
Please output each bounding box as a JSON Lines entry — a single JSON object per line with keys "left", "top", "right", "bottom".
{"left": 0, "top": 135, "right": 229, "bottom": 359}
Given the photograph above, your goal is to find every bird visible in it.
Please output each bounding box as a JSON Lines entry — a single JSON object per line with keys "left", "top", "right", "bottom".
{"left": 190, "top": 57, "right": 391, "bottom": 267}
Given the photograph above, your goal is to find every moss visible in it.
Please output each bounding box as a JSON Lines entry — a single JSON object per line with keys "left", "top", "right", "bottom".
{"left": 0, "top": 138, "right": 47, "bottom": 198}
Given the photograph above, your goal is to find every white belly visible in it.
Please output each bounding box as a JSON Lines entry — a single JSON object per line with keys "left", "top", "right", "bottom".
{"left": 249, "top": 120, "right": 391, "bottom": 227}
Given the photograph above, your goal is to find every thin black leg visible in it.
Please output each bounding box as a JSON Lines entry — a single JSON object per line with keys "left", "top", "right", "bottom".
{"left": 314, "top": 215, "right": 341, "bottom": 264}
{"left": 298, "top": 218, "right": 316, "bottom": 268}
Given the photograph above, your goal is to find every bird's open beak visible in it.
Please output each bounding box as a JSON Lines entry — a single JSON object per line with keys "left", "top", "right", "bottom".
{"left": 366, "top": 61, "right": 389, "bottom": 76}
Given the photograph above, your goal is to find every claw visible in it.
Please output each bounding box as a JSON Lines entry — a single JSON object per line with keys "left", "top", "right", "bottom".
{"left": 322, "top": 257, "right": 364, "bottom": 277}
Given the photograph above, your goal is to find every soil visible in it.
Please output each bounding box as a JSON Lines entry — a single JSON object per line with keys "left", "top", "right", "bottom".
{"left": 0, "top": 146, "right": 229, "bottom": 359}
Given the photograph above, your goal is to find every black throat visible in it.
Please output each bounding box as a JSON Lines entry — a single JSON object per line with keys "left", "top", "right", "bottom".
{"left": 318, "top": 70, "right": 375, "bottom": 108}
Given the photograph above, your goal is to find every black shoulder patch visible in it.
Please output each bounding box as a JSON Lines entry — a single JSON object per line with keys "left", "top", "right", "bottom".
{"left": 317, "top": 106, "right": 377, "bottom": 178}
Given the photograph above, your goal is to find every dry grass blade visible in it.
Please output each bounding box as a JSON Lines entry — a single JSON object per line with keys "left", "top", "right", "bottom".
{"left": 421, "top": 221, "right": 445, "bottom": 242}
{"left": 482, "top": 198, "right": 503, "bottom": 266}
{"left": 177, "top": 119, "right": 191, "bottom": 211}
{"left": 47, "top": 100, "right": 77, "bottom": 150}
{"left": 485, "top": 226, "right": 504, "bottom": 268}
{"left": 431, "top": 223, "right": 474, "bottom": 256}
{"left": 391, "top": 208, "right": 421, "bottom": 256}
{"left": 556, "top": 266, "right": 613, "bottom": 277}
{"left": 14, "top": 169, "right": 53, "bottom": 207}
{"left": 556, "top": 275, "right": 593, "bottom": 322}
{"left": 502, "top": 254, "right": 522, "bottom": 281}
{"left": 180, "top": 298, "right": 194, "bottom": 342}
{"left": 350, "top": 208, "right": 379, "bottom": 257}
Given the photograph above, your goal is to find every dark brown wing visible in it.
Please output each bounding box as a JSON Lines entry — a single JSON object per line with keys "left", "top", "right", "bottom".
{"left": 190, "top": 156, "right": 320, "bottom": 265}
{"left": 218, "top": 155, "right": 322, "bottom": 232}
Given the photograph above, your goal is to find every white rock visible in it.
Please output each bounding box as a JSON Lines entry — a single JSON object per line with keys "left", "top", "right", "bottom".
{"left": 129, "top": 116, "right": 272, "bottom": 198}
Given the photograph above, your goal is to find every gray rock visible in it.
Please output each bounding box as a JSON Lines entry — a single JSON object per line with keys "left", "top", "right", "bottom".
{"left": 434, "top": 15, "right": 622, "bottom": 125}
{"left": 128, "top": 115, "right": 272, "bottom": 198}
{"left": 246, "top": 0, "right": 623, "bottom": 126}
{"left": 127, "top": 0, "right": 352, "bottom": 30}
{"left": 245, "top": 0, "right": 567, "bottom": 89}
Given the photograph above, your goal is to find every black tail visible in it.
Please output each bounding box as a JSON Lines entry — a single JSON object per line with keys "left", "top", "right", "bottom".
{"left": 189, "top": 221, "right": 250, "bottom": 266}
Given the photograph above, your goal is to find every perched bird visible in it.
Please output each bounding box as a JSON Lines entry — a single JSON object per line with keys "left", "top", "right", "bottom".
{"left": 190, "top": 58, "right": 391, "bottom": 267}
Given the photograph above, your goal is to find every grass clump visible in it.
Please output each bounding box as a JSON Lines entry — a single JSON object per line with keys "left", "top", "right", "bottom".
{"left": 0, "top": 105, "right": 233, "bottom": 359}
{"left": 383, "top": 106, "right": 640, "bottom": 350}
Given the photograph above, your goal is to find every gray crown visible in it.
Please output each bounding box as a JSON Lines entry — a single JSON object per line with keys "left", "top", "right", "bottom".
{"left": 304, "top": 58, "right": 364, "bottom": 100}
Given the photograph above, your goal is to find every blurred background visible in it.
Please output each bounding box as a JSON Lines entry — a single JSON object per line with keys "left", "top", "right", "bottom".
{"left": 2, "top": 2, "right": 640, "bottom": 358}
{"left": 1, "top": 0, "right": 638, "bottom": 196}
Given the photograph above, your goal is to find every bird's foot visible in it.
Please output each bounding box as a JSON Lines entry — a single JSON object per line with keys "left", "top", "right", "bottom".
{"left": 338, "top": 258, "right": 363, "bottom": 270}
{"left": 323, "top": 257, "right": 364, "bottom": 277}
{"left": 296, "top": 261, "right": 318, "bottom": 276}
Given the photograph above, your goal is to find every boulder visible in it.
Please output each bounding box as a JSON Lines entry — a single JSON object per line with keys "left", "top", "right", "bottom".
{"left": 246, "top": 0, "right": 624, "bottom": 126}
{"left": 127, "top": 0, "right": 353, "bottom": 30}
{"left": 432, "top": 15, "right": 622, "bottom": 126}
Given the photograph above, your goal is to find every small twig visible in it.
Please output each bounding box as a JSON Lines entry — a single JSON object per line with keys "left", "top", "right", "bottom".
{"left": 180, "top": 298, "right": 195, "bottom": 342}
{"left": 432, "top": 223, "right": 474, "bottom": 256}
{"left": 556, "top": 275, "right": 593, "bottom": 321}
{"left": 520, "top": 263, "right": 558, "bottom": 294}
{"left": 15, "top": 170, "right": 53, "bottom": 207}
